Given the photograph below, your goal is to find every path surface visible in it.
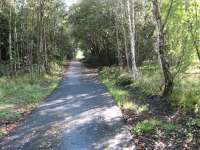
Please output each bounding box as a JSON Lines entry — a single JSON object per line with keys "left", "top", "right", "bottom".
{"left": 0, "top": 61, "right": 133, "bottom": 150}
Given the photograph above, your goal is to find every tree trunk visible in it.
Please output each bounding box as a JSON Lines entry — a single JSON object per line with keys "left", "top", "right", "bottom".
{"left": 9, "top": 0, "right": 13, "bottom": 63}
{"left": 152, "top": 0, "right": 174, "bottom": 97}
{"left": 127, "top": 0, "right": 139, "bottom": 80}
{"left": 121, "top": 0, "right": 131, "bottom": 71}
{"left": 116, "top": 26, "right": 123, "bottom": 67}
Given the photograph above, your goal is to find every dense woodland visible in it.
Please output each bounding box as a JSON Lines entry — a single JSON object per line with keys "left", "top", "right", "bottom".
{"left": 0, "top": 0, "right": 200, "bottom": 148}
{"left": 0, "top": 0, "right": 74, "bottom": 77}
{"left": 0, "top": 0, "right": 74, "bottom": 138}
{"left": 68, "top": 0, "right": 199, "bottom": 107}
{"left": 69, "top": 0, "right": 200, "bottom": 148}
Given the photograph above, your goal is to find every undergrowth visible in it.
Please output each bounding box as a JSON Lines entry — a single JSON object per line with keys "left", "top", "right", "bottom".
{"left": 0, "top": 63, "right": 61, "bottom": 137}
{"left": 131, "top": 118, "right": 177, "bottom": 135}
{"left": 99, "top": 64, "right": 200, "bottom": 149}
{"left": 99, "top": 63, "right": 200, "bottom": 113}
{"left": 99, "top": 67, "right": 148, "bottom": 113}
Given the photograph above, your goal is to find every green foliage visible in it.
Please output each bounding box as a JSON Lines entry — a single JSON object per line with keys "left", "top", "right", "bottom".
{"left": 0, "top": 131, "right": 6, "bottom": 138}
{"left": 99, "top": 67, "right": 129, "bottom": 106}
{"left": 186, "top": 117, "right": 200, "bottom": 128}
{"left": 0, "top": 0, "right": 74, "bottom": 75}
{"left": 0, "top": 65, "right": 60, "bottom": 125}
{"left": 133, "top": 63, "right": 163, "bottom": 95}
{"left": 68, "top": 0, "right": 118, "bottom": 65}
{"left": 0, "top": 74, "right": 59, "bottom": 106}
{"left": 193, "top": 119, "right": 200, "bottom": 127}
{"left": 161, "top": 123, "right": 177, "bottom": 132}
{"left": 99, "top": 67, "right": 148, "bottom": 113}
{"left": 100, "top": 63, "right": 200, "bottom": 113}
{"left": 171, "top": 73, "right": 200, "bottom": 112}
{"left": 99, "top": 67, "right": 121, "bottom": 81}
{"left": 101, "top": 78, "right": 128, "bottom": 106}
{"left": 0, "top": 109, "right": 21, "bottom": 122}
{"left": 123, "top": 101, "right": 148, "bottom": 113}
{"left": 68, "top": 0, "right": 157, "bottom": 66}
{"left": 132, "top": 119, "right": 162, "bottom": 135}
{"left": 158, "top": 0, "right": 200, "bottom": 74}
{"left": 116, "top": 74, "right": 133, "bottom": 86}
{"left": 131, "top": 118, "right": 177, "bottom": 135}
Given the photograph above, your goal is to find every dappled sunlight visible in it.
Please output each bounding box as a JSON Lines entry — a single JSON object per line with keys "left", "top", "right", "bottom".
{"left": 0, "top": 104, "right": 15, "bottom": 110}
{"left": 1, "top": 0, "right": 199, "bottom": 148}
{"left": 0, "top": 61, "right": 133, "bottom": 149}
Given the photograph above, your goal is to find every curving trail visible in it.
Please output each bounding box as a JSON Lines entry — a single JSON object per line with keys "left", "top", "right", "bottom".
{"left": 0, "top": 61, "right": 133, "bottom": 150}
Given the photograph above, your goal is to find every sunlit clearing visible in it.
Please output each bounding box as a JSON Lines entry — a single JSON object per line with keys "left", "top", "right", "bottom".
{"left": 76, "top": 50, "right": 84, "bottom": 59}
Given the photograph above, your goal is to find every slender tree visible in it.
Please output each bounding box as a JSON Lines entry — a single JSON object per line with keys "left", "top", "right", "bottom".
{"left": 152, "top": 0, "right": 174, "bottom": 97}
{"left": 126, "top": 0, "right": 139, "bottom": 80}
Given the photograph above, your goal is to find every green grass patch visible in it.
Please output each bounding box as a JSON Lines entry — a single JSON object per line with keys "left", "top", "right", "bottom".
{"left": 131, "top": 118, "right": 177, "bottom": 135}
{"left": 101, "top": 78, "right": 128, "bottom": 106}
{"left": 0, "top": 64, "right": 61, "bottom": 123}
{"left": 0, "top": 131, "right": 6, "bottom": 138}
{"left": 131, "top": 119, "right": 160, "bottom": 135}
{"left": 172, "top": 77, "right": 200, "bottom": 111}
{"left": 99, "top": 67, "right": 149, "bottom": 113}
{"left": 0, "top": 109, "right": 21, "bottom": 122}
{"left": 0, "top": 73, "right": 59, "bottom": 106}
{"left": 99, "top": 63, "right": 200, "bottom": 113}
{"left": 140, "top": 62, "right": 200, "bottom": 112}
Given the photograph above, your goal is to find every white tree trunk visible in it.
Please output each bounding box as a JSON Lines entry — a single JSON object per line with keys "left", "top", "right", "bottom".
{"left": 127, "top": 0, "right": 139, "bottom": 80}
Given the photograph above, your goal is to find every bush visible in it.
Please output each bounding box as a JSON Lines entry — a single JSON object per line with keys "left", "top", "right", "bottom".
{"left": 116, "top": 74, "right": 133, "bottom": 86}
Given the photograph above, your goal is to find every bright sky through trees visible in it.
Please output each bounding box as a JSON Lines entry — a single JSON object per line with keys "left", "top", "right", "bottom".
{"left": 65, "top": 0, "right": 78, "bottom": 7}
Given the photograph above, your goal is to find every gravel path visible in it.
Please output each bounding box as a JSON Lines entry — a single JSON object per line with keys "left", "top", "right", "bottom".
{"left": 0, "top": 61, "right": 133, "bottom": 150}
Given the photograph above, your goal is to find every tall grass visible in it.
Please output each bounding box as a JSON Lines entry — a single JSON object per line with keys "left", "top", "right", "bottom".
{"left": 99, "top": 63, "right": 200, "bottom": 113}
{"left": 0, "top": 64, "right": 61, "bottom": 137}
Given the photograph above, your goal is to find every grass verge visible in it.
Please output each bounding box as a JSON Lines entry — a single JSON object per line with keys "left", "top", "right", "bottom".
{"left": 99, "top": 65, "right": 200, "bottom": 149}
{"left": 131, "top": 118, "right": 177, "bottom": 135}
{"left": 0, "top": 64, "right": 62, "bottom": 138}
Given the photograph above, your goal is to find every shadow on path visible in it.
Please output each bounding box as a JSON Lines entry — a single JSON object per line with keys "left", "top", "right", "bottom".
{"left": 0, "top": 61, "right": 133, "bottom": 150}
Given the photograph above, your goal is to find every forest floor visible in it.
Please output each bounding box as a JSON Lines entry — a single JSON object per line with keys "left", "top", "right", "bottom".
{"left": 0, "top": 61, "right": 133, "bottom": 150}
{"left": 99, "top": 66, "right": 200, "bottom": 149}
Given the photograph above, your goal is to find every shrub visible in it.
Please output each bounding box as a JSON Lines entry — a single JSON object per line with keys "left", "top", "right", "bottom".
{"left": 116, "top": 74, "right": 133, "bottom": 86}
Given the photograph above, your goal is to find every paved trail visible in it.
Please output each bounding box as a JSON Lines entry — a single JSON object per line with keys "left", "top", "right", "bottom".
{"left": 0, "top": 61, "right": 133, "bottom": 150}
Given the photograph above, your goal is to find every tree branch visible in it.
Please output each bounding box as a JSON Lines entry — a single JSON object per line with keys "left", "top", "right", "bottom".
{"left": 163, "top": 0, "right": 174, "bottom": 29}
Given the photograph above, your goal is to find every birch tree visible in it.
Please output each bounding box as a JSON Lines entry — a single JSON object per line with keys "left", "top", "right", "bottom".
{"left": 126, "top": 0, "right": 139, "bottom": 80}
{"left": 152, "top": 0, "right": 174, "bottom": 97}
